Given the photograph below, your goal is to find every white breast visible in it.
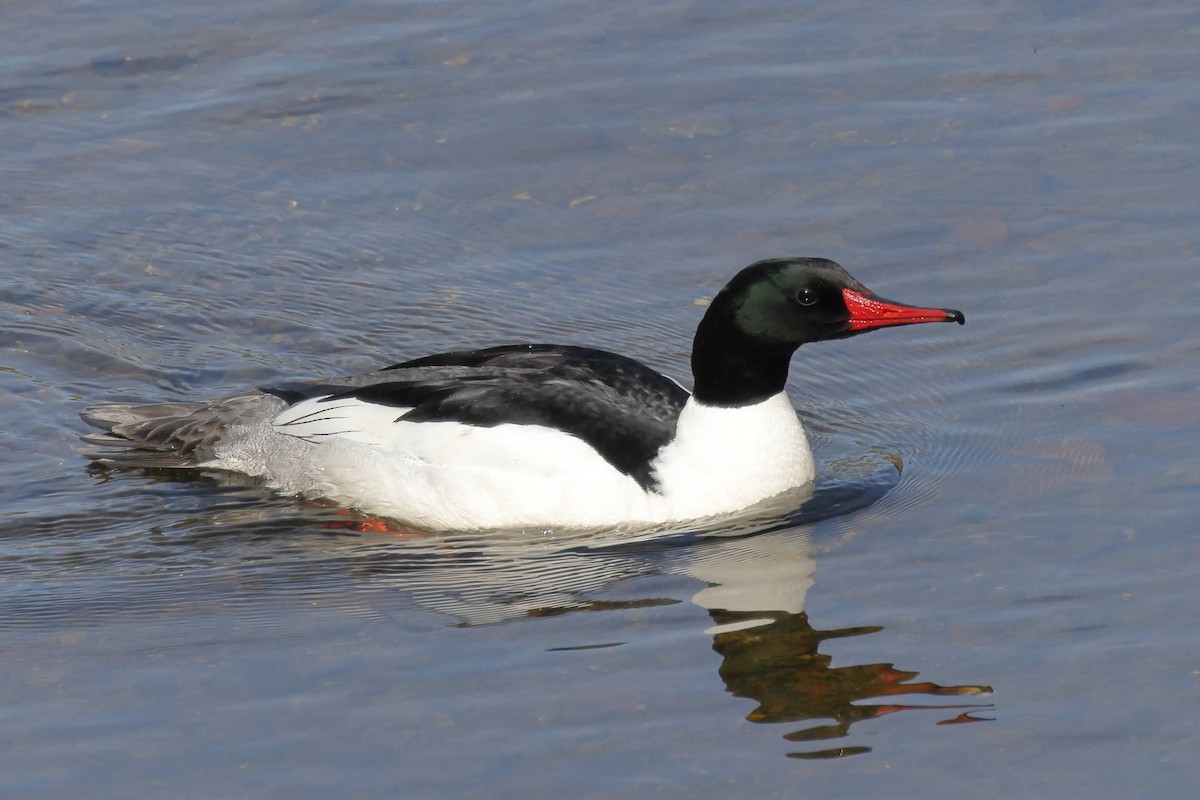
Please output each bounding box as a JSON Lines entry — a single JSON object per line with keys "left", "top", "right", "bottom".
{"left": 650, "top": 391, "right": 815, "bottom": 519}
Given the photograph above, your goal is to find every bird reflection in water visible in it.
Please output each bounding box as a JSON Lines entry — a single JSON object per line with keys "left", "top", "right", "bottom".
{"left": 709, "top": 608, "right": 991, "bottom": 759}
{"left": 335, "top": 495, "right": 992, "bottom": 760}
{"left": 670, "top": 519, "right": 993, "bottom": 759}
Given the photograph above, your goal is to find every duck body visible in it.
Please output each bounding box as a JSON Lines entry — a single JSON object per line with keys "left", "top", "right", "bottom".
{"left": 83, "top": 345, "right": 813, "bottom": 529}
{"left": 82, "top": 258, "right": 963, "bottom": 531}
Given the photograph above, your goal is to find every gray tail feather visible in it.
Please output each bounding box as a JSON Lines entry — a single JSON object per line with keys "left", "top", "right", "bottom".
{"left": 80, "top": 402, "right": 207, "bottom": 430}
{"left": 79, "top": 401, "right": 212, "bottom": 468}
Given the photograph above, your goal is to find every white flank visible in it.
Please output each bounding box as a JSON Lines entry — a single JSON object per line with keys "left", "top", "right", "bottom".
{"left": 272, "top": 396, "right": 409, "bottom": 445}
{"left": 207, "top": 390, "right": 814, "bottom": 530}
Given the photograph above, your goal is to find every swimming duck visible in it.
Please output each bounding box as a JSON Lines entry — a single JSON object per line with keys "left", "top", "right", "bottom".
{"left": 81, "top": 258, "right": 964, "bottom": 530}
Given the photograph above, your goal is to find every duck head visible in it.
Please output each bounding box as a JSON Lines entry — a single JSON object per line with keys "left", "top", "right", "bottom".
{"left": 691, "top": 258, "right": 965, "bottom": 406}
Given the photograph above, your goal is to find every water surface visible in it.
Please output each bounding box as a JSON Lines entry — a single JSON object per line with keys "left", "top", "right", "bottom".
{"left": 2, "top": 0, "right": 1199, "bottom": 797}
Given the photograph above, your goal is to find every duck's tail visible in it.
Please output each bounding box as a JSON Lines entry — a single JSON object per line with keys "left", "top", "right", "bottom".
{"left": 80, "top": 401, "right": 221, "bottom": 468}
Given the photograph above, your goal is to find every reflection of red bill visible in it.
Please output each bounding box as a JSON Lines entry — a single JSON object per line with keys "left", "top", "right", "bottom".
{"left": 936, "top": 711, "right": 995, "bottom": 725}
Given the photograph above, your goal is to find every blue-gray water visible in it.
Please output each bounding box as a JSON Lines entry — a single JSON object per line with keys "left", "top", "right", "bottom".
{"left": 3, "top": 0, "right": 1198, "bottom": 797}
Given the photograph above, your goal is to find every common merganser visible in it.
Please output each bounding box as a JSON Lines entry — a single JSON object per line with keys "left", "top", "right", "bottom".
{"left": 81, "top": 258, "right": 964, "bottom": 530}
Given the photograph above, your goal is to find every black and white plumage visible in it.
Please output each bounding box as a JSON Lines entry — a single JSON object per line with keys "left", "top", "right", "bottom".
{"left": 265, "top": 345, "right": 689, "bottom": 491}
{"left": 81, "top": 258, "right": 964, "bottom": 530}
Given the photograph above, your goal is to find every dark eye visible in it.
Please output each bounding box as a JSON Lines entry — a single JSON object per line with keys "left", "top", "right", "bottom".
{"left": 794, "top": 287, "right": 818, "bottom": 307}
